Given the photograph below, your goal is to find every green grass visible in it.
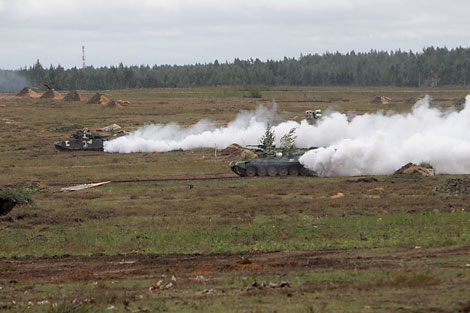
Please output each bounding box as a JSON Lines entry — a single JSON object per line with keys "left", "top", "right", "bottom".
{"left": 1, "top": 210, "right": 468, "bottom": 257}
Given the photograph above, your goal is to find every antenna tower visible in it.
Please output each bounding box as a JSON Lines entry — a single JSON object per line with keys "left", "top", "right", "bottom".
{"left": 82, "top": 46, "right": 86, "bottom": 69}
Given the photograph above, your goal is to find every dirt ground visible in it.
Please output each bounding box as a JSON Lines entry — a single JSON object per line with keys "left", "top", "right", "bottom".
{"left": 1, "top": 247, "right": 469, "bottom": 284}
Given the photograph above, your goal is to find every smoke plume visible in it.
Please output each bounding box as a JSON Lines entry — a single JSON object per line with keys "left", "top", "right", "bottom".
{"left": 105, "top": 95, "right": 470, "bottom": 177}
{"left": 299, "top": 95, "right": 470, "bottom": 176}
{"left": 104, "top": 104, "right": 279, "bottom": 153}
{"left": 0, "top": 70, "right": 30, "bottom": 92}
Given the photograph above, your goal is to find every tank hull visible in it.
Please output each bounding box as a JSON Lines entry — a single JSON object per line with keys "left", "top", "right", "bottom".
{"left": 54, "top": 139, "right": 106, "bottom": 151}
{"left": 230, "top": 159, "right": 317, "bottom": 177}
{"left": 54, "top": 130, "right": 125, "bottom": 151}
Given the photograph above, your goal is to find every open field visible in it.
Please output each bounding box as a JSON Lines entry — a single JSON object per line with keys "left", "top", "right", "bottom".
{"left": 1, "top": 86, "right": 470, "bottom": 312}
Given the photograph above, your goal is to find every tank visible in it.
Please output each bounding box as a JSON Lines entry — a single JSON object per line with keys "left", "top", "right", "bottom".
{"left": 54, "top": 129, "right": 125, "bottom": 151}
{"left": 229, "top": 147, "right": 317, "bottom": 177}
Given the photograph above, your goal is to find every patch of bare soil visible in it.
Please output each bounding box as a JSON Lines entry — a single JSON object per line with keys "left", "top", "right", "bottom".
{"left": 1, "top": 246, "right": 469, "bottom": 284}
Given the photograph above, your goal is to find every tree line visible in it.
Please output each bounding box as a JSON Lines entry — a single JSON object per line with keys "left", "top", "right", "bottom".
{"left": 17, "top": 46, "right": 470, "bottom": 90}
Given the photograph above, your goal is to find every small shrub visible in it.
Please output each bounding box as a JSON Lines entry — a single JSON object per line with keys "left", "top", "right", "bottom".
{"left": 0, "top": 187, "right": 34, "bottom": 205}
{"left": 280, "top": 127, "right": 297, "bottom": 153}
{"left": 259, "top": 124, "right": 275, "bottom": 150}
{"left": 245, "top": 86, "right": 262, "bottom": 98}
{"left": 419, "top": 162, "right": 433, "bottom": 169}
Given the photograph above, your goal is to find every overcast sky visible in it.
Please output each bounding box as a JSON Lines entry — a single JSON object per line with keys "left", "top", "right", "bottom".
{"left": 0, "top": 0, "right": 469, "bottom": 70}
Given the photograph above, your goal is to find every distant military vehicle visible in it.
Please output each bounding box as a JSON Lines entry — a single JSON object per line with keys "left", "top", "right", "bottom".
{"left": 54, "top": 129, "right": 126, "bottom": 151}
{"left": 229, "top": 146, "right": 317, "bottom": 177}
{"left": 305, "top": 109, "right": 322, "bottom": 123}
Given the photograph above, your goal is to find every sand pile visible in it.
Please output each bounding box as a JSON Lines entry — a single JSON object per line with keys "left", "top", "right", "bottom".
{"left": 220, "top": 144, "right": 257, "bottom": 159}
{"left": 40, "top": 89, "right": 63, "bottom": 99}
{"left": 434, "top": 178, "right": 470, "bottom": 194}
{"left": 393, "top": 163, "right": 435, "bottom": 177}
{"left": 64, "top": 90, "right": 87, "bottom": 102}
{"left": 87, "top": 93, "right": 111, "bottom": 104}
{"left": 221, "top": 144, "right": 244, "bottom": 156}
{"left": 16, "top": 87, "right": 40, "bottom": 98}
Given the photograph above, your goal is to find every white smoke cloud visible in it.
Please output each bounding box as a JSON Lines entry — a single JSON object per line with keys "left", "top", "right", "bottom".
{"left": 104, "top": 104, "right": 278, "bottom": 153}
{"left": 105, "top": 95, "right": 470, "bottom": 177}
{"left": 299, "top": 95, "right": 470, "bottom": 176}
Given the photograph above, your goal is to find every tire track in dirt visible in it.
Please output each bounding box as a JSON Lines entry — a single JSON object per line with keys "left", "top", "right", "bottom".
{"left": 1, "top": 246, "right": 469, "bottom": 284}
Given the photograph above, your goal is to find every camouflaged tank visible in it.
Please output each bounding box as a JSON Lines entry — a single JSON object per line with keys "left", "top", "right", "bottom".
{"left": 54, "top": 129, "right": 125, "bottom": 151}
{"left": 229, "top": 147, "right": 317, "bottom": 177}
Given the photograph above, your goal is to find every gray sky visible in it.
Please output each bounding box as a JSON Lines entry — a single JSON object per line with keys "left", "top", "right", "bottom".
{"left": 1, "top": 0, "right": 469, "bottom": 70}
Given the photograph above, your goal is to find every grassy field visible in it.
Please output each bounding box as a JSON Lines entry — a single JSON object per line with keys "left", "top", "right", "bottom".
{"left": 1, "top": 86, "right": 470, "bottom": 312}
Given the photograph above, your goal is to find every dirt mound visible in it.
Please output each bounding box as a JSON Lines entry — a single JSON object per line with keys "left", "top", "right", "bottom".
{"left": 393, "top": 163, "right": 435, "bottom": 177}
{"left": 16, "top": 87, "right": 40, "bottom": 98}
{"left": 87, "top": 93, "right": 111, "bottom": 104}
{"left": 64, "top": 90, "right": 87, "bottom": 102}
{"left": 371, "top": 96, "right": 392, "bottom": 105}
{"left": 40, "top": 89, "right": 63, "bottom": 100}
{"left": 434, "top": 178, "right": 470, "bottom": 194}
{"left": 221, "top": 144, "right": 245, "bottom": 156}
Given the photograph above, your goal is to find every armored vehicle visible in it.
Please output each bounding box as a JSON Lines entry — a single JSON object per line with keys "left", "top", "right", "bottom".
{"left": 305, "top": 109, "right": 322, "bottom": 123}
{"left": 229, "top": 147, "right": 317, "bottom": 177}
{"left": 54, "top": 129, "right": 125, "bottom": 151}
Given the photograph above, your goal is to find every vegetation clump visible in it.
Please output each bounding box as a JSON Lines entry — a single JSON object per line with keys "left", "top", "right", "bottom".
{"left": 280, "top": 128, "right": 297, "bottom": 153}
{"left": 245, "top": 86, "right": 262, "bottom": 98}
{"left": 0, "top": 187, "right": 34, "bottom": 205}
{"left": 259, "top": 123, "right": 276, "bottom": 151}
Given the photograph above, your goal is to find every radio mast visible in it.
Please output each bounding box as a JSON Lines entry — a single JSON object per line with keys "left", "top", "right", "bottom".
{"left": 82, "top": 46, "right": 86, "bottom": 69}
